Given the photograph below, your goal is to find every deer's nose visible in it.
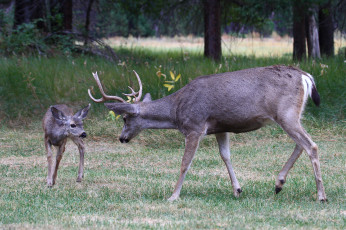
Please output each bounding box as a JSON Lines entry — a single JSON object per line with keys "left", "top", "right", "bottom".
{"left": 80, "top": 132, "right": 87, "bottom": 138}
{"left": 119, "top": 137, "right": 129, "bottom": 143}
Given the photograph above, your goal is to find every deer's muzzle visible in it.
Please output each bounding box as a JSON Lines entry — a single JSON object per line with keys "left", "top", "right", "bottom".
{"left": 119, "top": 137, "right": 129, "bottom": 143}
{"left": 80, "top": 132, "right": 87, "bottom": 138}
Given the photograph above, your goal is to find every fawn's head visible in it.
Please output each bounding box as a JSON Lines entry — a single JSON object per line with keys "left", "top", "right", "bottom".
{"left": 51, "top": 104, "right": 91, "bottom": 138}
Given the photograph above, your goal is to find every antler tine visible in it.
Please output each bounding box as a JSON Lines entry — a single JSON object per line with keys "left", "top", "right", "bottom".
{"left": 88, "top": 72, "right": 126, "bottom": 103}
{"left": 132, "top": 70, "right": 143, "bottom": 102}
{"left": 123, "top": 86, "right": 138, "bottom": 96}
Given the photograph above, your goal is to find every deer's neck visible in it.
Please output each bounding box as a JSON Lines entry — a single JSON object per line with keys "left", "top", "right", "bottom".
{"left": 140, "top": 97, "right": 177, "bottom": 129}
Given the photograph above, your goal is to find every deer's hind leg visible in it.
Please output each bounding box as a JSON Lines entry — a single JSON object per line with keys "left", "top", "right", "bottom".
{"left": 275, "top": 144, "right": 303, "bottom": 194}
{"left": 215, "top": 132, "right": 242, "bottom": 197}
{"left": 276, "top": 115, "right": 327, "bottom": 201}
{"left": 45, "top": 137, "right": 54, "bottom": 187}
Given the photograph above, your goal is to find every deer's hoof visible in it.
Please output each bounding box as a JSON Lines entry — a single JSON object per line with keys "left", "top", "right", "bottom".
{"left": 275, "top": 186, "right": 282, "bottom": 194}
{"left": 47, "top": 179, "right": 53, "bottom": 187}
{"left": 167, "top": 195, "right": 179, "bottom": 202}
{"left": 233, "top": 188, "right": 242, "bottom": 198}
{"left": 320, "top": 198, "right": 328, "bottom": 203}
{"left": 76, "top": 178, "right": 82, "bottom": 182}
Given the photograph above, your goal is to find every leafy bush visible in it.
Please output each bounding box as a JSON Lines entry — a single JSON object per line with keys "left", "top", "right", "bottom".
{"left": 0, "top": 20, "right": 48, "bottom": 55}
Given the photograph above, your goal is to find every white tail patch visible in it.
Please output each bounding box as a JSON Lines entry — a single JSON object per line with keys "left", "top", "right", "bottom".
{"left": 301, "top": 74, "right": 314, "bottom": 103}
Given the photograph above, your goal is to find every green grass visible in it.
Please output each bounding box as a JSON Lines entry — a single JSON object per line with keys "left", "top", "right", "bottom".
{"left": 0, "top": 48, "right": 345, "bottom": 122}
{"left": 0, "top": 120, "right": 344, "bottom": 228}
{"left": 0, "top": 46, "right": 345, "bottom": 228}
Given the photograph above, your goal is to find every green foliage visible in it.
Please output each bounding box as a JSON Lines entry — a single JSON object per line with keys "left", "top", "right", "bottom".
{"left": 94, "top": 1, "right": 129, "bottom": 37}
{"left": 0, "top": 16, "right": 77, "bottom": 56}
{"left": 0, "top": 19, "right": 46, "bottom": 55}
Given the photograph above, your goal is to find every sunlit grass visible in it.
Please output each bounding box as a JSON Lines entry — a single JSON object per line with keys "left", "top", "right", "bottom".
{"left": 105, "top": 34, "right": 346, "bottom": 57}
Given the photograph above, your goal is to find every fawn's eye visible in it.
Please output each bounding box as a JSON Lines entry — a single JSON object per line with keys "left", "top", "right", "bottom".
{"left": 71, "top": 124, "right": 76, "bottom": 128}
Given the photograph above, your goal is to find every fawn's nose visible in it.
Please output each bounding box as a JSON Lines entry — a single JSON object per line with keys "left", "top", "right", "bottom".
{"left": 119, "top": 137, "right": 129, "bottom": 143}
{"left": 80, "top": 132, "right": 87, "bottom": 138}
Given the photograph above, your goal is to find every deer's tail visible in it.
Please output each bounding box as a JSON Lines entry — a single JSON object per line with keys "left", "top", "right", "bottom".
{"left": 302, "top": 73, "right": 320, "bottom": 107}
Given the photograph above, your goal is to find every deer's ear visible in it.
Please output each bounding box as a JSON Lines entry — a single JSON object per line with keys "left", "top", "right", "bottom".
{"left": 104, "top": 103, "right": 138, "bottom": 115}
{"left": 51, "top": 106, "right": 67, "bottom": 121}
{"left": 74, "top": 103, "right": 91, "bottom": 120}
{"left": 143, "top": 93, "right": 152, "bottom": 102}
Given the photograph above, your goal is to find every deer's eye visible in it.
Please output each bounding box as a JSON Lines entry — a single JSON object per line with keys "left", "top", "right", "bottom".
{"left": 71, "top": 124, "right": 76, "bottom": 128}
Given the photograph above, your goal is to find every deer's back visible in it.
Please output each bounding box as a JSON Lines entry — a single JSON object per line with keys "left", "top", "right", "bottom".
{"left": 172, "top": 65, "right": 306, "bottom": 134}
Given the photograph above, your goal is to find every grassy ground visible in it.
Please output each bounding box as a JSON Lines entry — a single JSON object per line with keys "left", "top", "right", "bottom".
{"left": 0, "top": 120, "right": 344, "bottom": 228}
{"left": 0, "top": 37, "right": 345, "bottom": 228}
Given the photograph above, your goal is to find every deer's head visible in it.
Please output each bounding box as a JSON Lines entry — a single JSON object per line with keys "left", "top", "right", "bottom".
{"left": 88, "top": 71, "right": 149, "bottom": 143}
{"left": 51, "top": 104, "right": 91, "bottom": 138}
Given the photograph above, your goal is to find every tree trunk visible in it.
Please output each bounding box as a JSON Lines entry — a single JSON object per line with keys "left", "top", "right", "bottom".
{"left": 84, "top": 0, "right": 95, "bottom": 46}
{"left": 306, "top": 9, "right": 320, "bottom": 59}
{"left": 293, "top": 1, "right": 306, "bottom": 60}
{"left": 14, "top": 0, "right": 30, "bottom": 28}
{"left": 62, "top": 0, "right": 72, "bottom": 31}
{"left": 203, "top": 0, "right": 221, "bottom": 61}
{"left": 319, "top": 1, "right": 334, "bottom": 57}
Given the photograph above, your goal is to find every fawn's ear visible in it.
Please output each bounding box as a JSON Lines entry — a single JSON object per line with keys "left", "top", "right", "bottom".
{"left": 74, "top": 104, "right": 91, "bottom": 120}
{"left": 143, "top": 93, "right": 152, "bottom": 102}
{"left": 104, "top": 103, "right": 138, "bottom": 115}
{"left": 51, "top": 106, "right": 67, "bottom": 121}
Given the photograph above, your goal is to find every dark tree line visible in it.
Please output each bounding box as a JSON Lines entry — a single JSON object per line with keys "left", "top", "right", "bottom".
{"left": 292, "top": 0, "right": 337, "bottom": 60}
{"left": 13, "top": 0, "right": 73, "bottom": 32}
{"left": 1, "top": 0, "right": 344, "bottom": 60}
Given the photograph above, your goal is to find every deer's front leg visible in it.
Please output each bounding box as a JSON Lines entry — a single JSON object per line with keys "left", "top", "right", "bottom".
{"left": 215, "top": 132, "right": 242, "bottom": 197}
{"left": 168, "top": 132, "right": 202, "bottom": 201}
{"left": 45, "top": 138, "right": 54, "bottom": 187}
{"left": 72, "top": 138, "right": 85, "bottom": 182}
{"left": 52, "top": 139, "right": 67, "bottom": 185}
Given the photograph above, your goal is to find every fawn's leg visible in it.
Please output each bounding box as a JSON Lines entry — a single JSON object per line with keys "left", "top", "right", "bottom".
{"left": 52, "top": 139, "right": 67, "bottom": 185}
{"left": 72, "top": 137, "right": 85, "bottom": 182}
{"left": 45, "top": 137, "right": 54, "bottom": 187}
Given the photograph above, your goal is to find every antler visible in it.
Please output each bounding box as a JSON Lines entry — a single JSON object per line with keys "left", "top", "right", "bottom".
{"left": 88, "top": 70, "right": 143, "bottom": 103}
{"left": 123, "top": 70, "right": 143, "bottom": 102}
{"left": 88, "top": 72, "right": 126, "bottom": 103}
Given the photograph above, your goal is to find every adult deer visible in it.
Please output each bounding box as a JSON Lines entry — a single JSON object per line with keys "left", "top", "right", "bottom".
{"left": 88, "top": 65, "right": 327, "bottom": 201}
{"left": 43, "top": 104, "right": 91, "bottom": 187}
